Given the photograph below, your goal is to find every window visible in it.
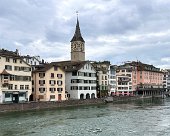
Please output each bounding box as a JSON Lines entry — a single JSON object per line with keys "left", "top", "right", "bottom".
{"left": 15, "top": 85, "right": 17, "bottom": 90}
{"left": 20, "top": 85, "right": 24, "bottom": 90}
{"left": 84, "top": 80, "right": 88, "bottom": 83}
{"left": 32, "top": 80, "right": 34, "bottom": 85}
{"left": 70, "top": 86, "right": 78, "bottom": 90}
{"left": 54, "top": 66, "right": 58, "bottom": 71}
{"left": 5, "top": 65, "right": 12, "bottom": 71}
{"left": 57, "top": 88, "right": 63, "bottom": 92}
{"left": 4, "top": 75, "right": 8, "bottom": 79}
{"left": 49, "top": 80, "right": 56, "bottom": 86}
{"left": 39, "top": 73, "right": 45, "bottom": 78}
{"left": 72, "top": 72, "right": 77, "bottom": 76}
{"left": 15, "top": 76, "right": 31, "bottom": 81}
{"left": 50, "top": 95, "right": 55, "bottom": 99}
{"left": 102, "top": 76, "right": 104, "bottom": 80}
{"left": 8, "top": 84, "right": 13, "bottom": 90}
{"left": 39, "top": 88, "right": 45, "bottom": 93}
{"left": 57, "top": 74, "right": 62, "bottom": 79}
{"left": 57, "top": 80, "right": 62, "bottom": 86}
{"left": 79, "top": 86, "right": 83, "bottom": 90}
{"left": 14, "top": 66, "right": 20, "bottom": 71}
{"left": 13, "top": 59, "right": 17, "bottom": 63}
{"left": 5, "top": 93, "right": 11, "bottom": 98}
{"left": 10, "top": 75, "right": 15, "bottom": 81}
{"left": 20, "top": 67, "right": 31, "bottom": 72}
{"left": 19, "top": 93, "right": 25, "bottom": 97}
{"left": 51, "top": 73, "right": 54, "bottom": 78}
{"left": 84, "top": 86, "right": 90, "bottom": 90}
{"left": 39, "top": 80, "right": 45, "bottom": 86}
{"left": 6, "top": 57, "right": 10, "bottom": 62}
{"left": 91, "top": 86, "right": 96, "bottom": 90}
{"left": 25, "top": 85, "right": 29, "bottom": 89}
{"left": 49, "top": 88, "right": 56, "bottom": 93}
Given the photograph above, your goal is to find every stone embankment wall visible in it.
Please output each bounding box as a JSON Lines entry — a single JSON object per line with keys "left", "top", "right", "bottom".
{"left": 0, "top": 96, "right": 162, "bottom": 113}
{"left": 0, "top": 99, "right": 105, "bottom": 112}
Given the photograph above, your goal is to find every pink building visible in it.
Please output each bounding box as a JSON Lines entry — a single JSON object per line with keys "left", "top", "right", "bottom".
{"left": 128, "top": 61, "right": 164, "bottom": 96}
{"left": 116, "top": 61, "right": 164, "bottom": 96}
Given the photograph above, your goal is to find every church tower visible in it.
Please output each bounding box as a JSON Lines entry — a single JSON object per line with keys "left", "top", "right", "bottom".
{"left": 70, "top": 15, "right": 85, "bottom": 61}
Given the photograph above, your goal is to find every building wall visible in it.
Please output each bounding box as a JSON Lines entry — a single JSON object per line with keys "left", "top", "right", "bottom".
{"left": 0, "top": 56, "right": 32, "bottom": 103}
{"left": 116, "top": 67, "right": 134, "bottom": 96}
{"left": 108, "top": 65, "right": 117, "bottom": 96}
{"left": 71, "top": 52, "right": 85, "bottom": 62}
{"left": 97, "top": 71, "right": 108, "bottom": 97}
{"left": 136, "top": 71, "right": 163, "bottom": 86}
{"left": 23, "top": 56, "right": 40, "bottom": 66}
{"left": 32, "top": 66, "right": 66, "bottom": 101}
{"left": 66, "top": 63, "right": 96, "bottom": 99}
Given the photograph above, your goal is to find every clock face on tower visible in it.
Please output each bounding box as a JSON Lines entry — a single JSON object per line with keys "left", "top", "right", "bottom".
{"left": 71, "top": 42, "right": 84, "bottom": 52}
{"left": 71, "top": 43, "right": 77, "bottom": 51}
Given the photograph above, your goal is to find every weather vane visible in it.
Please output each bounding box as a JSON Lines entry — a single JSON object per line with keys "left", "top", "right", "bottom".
{"left": 76, "top": 11, "right": 79, "bottom": 17}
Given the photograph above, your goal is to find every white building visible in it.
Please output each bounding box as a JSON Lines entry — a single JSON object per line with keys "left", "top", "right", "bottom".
{"left": 0, "top": 49, "right": 32, "bottom": 103}
{"left": 22, "top": 55, "right": 41, "bottom": 70}
{"left": 162, "top": 69, "right": 170, "bottom": 92}
{"left": 52, "top": 61, "right": 97, "bottom": 99}
{"left": 108, "top": 65, "right": 117, "bottom": 96}
{"left": 116, "top": 65, "right": 133, "bottom": 96}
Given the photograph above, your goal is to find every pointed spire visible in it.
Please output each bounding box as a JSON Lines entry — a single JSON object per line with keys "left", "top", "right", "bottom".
{"left": 70, "top": 12, "right": 85, "bottom": 42}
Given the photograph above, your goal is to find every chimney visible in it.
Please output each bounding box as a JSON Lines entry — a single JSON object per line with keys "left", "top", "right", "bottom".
{"left": 15, "top": 49, "right": 19, "bottom": 55}
{"left": 42, "top": 59, "right": 44, "bottom": 64}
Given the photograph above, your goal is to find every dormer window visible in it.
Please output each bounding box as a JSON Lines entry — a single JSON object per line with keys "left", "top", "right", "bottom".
{"left": 54, "top": 66, "right": 58, "bottom": 71}
{"left": 13, "top": 59, "right": 17, "bottom": 63}
{"left": 6, "top": 57, "right": 10, "bottom": 62}
{"left": 64, "top": 66, "right": 68, "bottom": 69}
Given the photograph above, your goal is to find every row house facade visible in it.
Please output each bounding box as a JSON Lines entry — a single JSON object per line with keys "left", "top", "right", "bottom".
{"left": 121, "top": 61, "right": 164, "bottom": 96}
{"left": 0, "top": 49, "right": 32, "bottom": 103}
{"left": 113, "top": 61, "right": 164, "bottom": 96}
{"left": 52, "top": 61, "right": 97, "bottom": 99}
{"left": 116, "top": 65, "right": 134, "bottom": 96}
{"left": 32, "top": 64, "right": 66, "bottom": 101}
{"left": 22, "top": 55, "right": 42, "bottom": 71}
{"left": 162, "top": 69, "right": 170, "bottom": 92}
{"left": 92, "top": 61, "right": 110, "bottom": 98}
{"left": 108, "top": 65, "right": 117, "bottom": 96}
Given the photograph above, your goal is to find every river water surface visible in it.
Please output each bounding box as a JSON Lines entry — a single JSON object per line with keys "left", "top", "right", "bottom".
{"left": 0, "top": 98, "right": 170, "bottom": 136}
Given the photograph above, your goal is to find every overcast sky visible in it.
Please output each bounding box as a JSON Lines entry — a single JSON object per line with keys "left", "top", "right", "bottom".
{"left": 0, "top": 0, "right": 170, "bottom": 68}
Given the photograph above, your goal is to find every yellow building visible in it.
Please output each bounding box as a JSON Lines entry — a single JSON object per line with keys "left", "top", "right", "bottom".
{"left": 0, "top": 49, "right": 32, "bottom": 103}
{"left": 32, "top": 64, "right": 66, "bottom": 101}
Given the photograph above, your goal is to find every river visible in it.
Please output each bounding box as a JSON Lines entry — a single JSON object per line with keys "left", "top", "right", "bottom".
{"left": 0, "top": 98, "right": 170, "bottom": 136}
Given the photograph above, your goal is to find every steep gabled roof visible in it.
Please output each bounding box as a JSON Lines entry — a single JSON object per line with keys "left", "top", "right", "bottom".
{"left": 0, "top": 49, "right": 20, "bottom": 58}
{"left": 0, "top": 49, "right": 31, "bottom": 66}
{"left": 70, "top": 17, "right": 85, "bottom": 42}
{"left": 51, "top": 61, "right": 87, "bottom": 72}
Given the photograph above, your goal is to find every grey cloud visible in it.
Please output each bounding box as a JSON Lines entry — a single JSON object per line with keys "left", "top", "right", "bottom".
{"left": 0, "top": 0, "right": 170, "bottom": 68}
